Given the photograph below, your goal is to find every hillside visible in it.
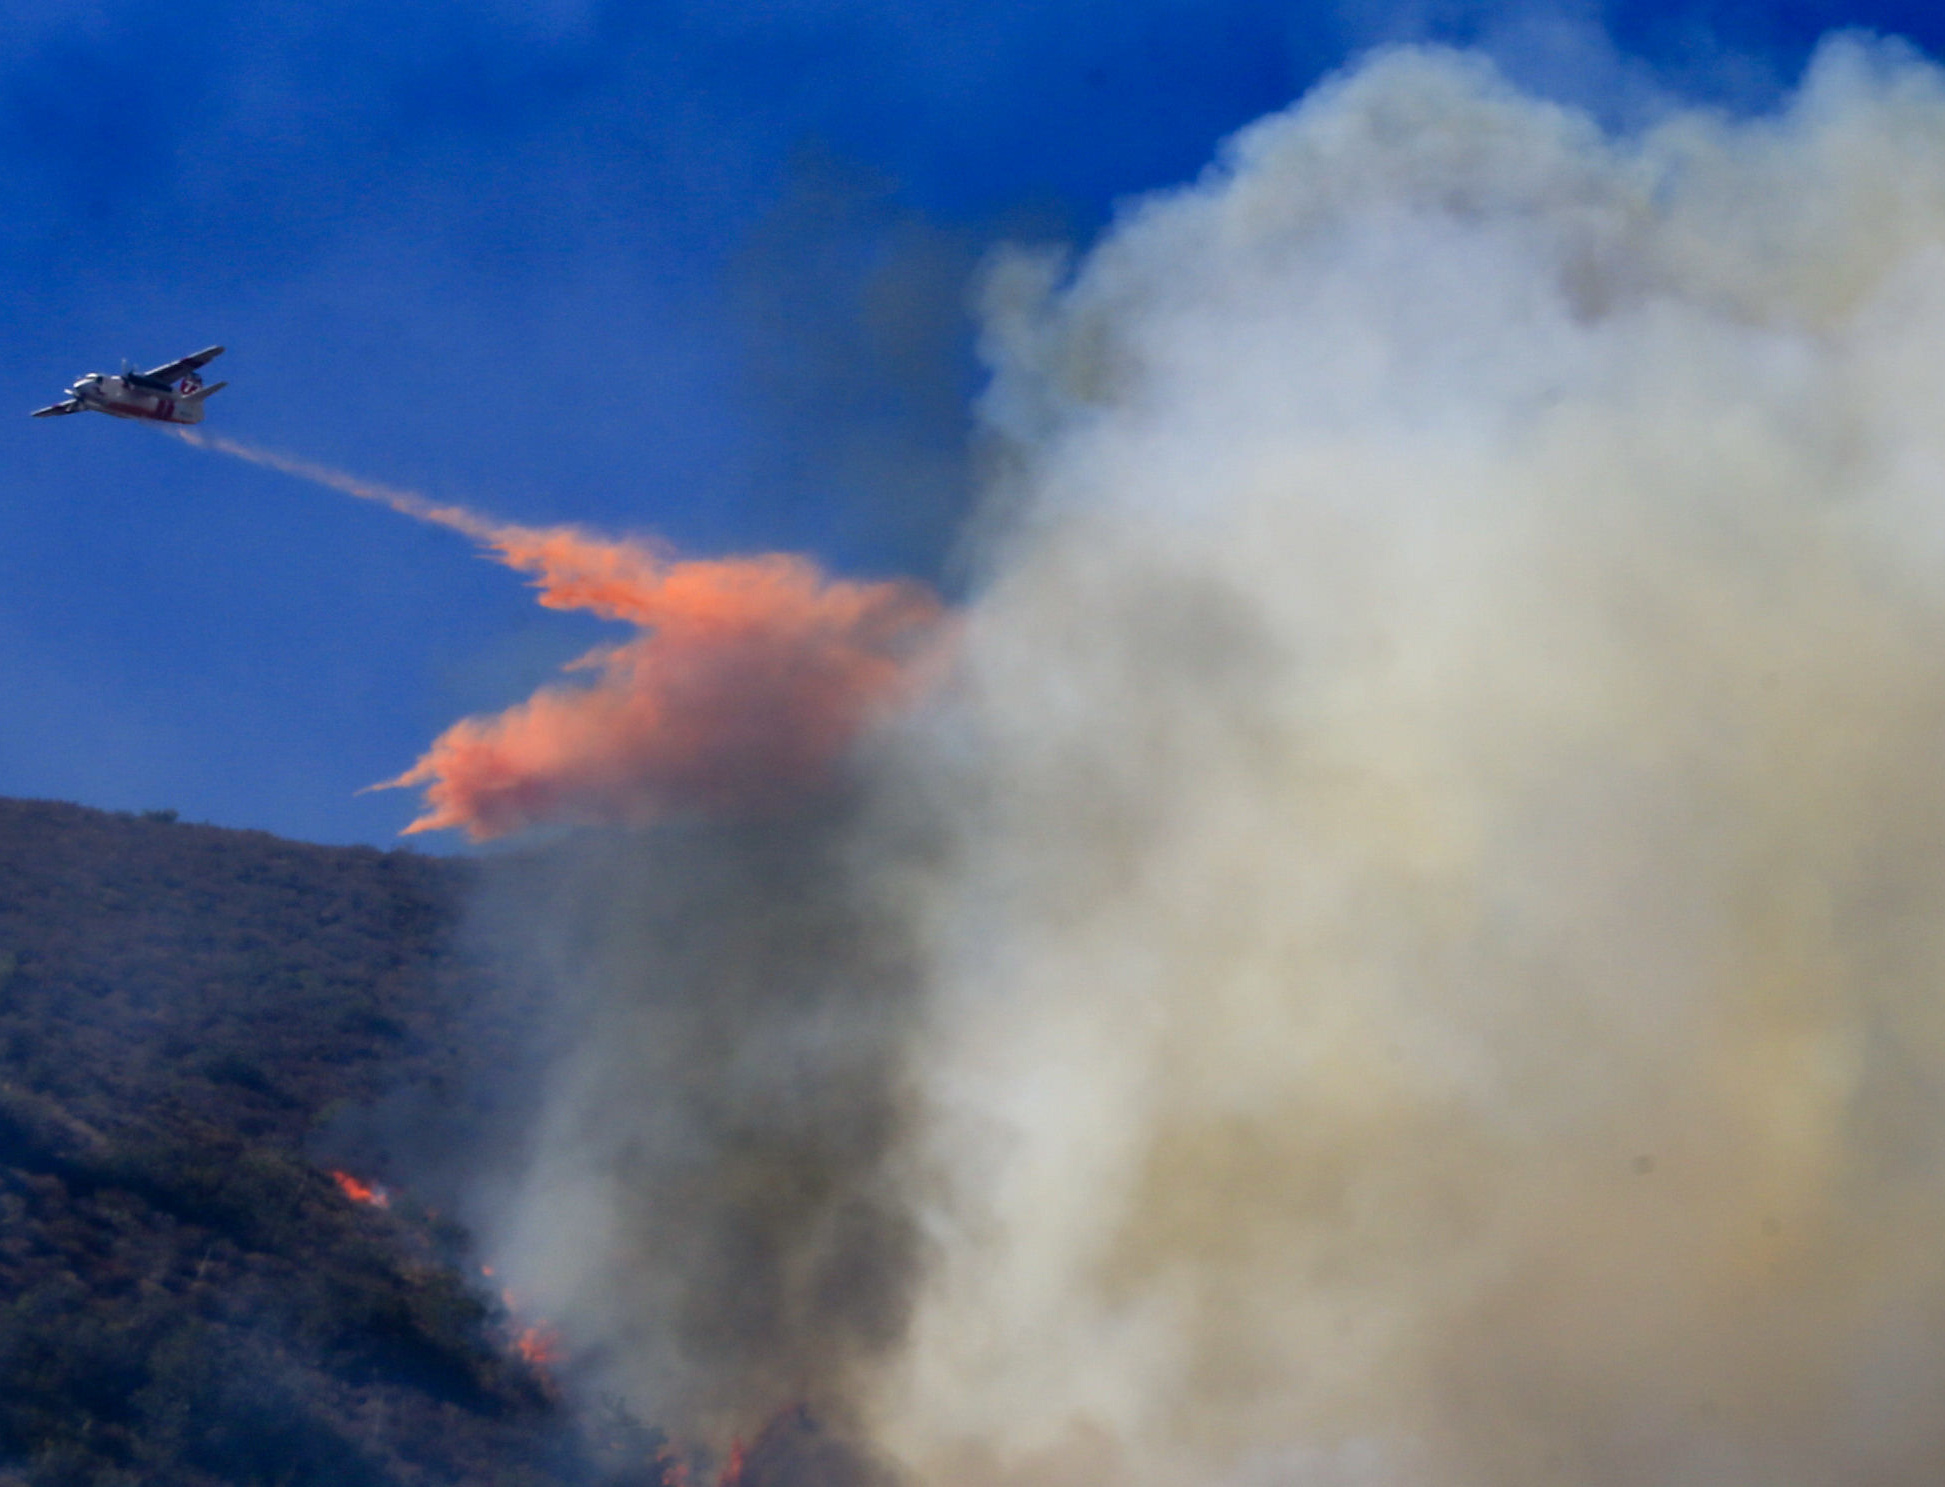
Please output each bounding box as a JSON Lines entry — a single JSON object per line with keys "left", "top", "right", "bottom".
{"left": 0, "top": 798, "right": 666, "bottom": 1487}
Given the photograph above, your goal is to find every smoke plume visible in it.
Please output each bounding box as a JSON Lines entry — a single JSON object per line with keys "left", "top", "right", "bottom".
{"left": 177, "top": 430, "right": 949, "bottom": 838}
{"left": 468, "top": 812, "right": 925, "bottom": 1457}
{"left": 855, "top": 35, "right": 1945, "bottom": 1487}
{"left": 223, "top": 32, "right": 1945, "bottom": 1486}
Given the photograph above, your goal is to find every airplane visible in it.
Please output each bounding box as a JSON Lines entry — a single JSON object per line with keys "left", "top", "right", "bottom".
{"left": 31, "top": 346, "right": 226, "bottom": 424}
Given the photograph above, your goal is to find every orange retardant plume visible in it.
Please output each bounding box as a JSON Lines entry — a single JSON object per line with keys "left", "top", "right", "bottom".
{"left": 376, "top": 519, "right": 952, "bottom": 840}
{"left": 168, "top": 434, "right": 951, "bottom": 841}
{"left": 330, "top": 1171, "right": 390, "bottom": 1208}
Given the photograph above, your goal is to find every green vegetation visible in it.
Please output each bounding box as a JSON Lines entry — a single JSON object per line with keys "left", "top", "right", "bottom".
{"left": 0, "top": 799, "right": 667, "bottom": 1487}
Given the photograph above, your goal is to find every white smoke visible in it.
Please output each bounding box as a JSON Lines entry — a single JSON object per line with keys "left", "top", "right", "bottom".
{"left": 857, "top": 36, "right": 1945, "bottom": 1487}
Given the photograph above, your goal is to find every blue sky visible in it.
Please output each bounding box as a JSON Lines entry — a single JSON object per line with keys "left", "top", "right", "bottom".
{"left": 4, "top": 0, "right": 1943, "bottom": 846}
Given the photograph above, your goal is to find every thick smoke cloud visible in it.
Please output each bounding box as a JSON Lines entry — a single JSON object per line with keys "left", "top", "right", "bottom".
{"left": 487, "top": 33, "right": 1945, "bottom": 1487}
{"left": 867, "top": 36, "right": 1945, "bottom": 1487}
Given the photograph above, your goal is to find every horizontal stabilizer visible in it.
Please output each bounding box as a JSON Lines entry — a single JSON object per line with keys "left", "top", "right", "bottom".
{"left": 187, "top": 380, "right": 227, "bottom": 400}
{"left": 30, "top": 399, "right": 81, "bottom": 418}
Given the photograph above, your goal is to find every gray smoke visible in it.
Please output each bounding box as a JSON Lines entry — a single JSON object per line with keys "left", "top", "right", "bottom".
{"left": 469, "top": 809, "right": 924, "bottom": 1450}
{"left": 485, "top": 35, "right": 1945, "bottom": 1487}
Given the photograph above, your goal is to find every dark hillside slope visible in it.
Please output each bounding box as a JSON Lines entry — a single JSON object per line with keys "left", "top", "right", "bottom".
{"left": 0, "top": 800, "right": 475, "bottom": 1144}
{"left": 0, "top": 799, "right": 665, "bottom": 1487}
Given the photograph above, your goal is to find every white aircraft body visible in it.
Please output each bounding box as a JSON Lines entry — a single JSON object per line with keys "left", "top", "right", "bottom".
{"left": 31, "top": 346, "right": 226, "bottom": 424}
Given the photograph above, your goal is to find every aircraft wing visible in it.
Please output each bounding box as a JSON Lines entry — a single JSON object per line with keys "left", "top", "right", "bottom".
{"left": 30, "top": 399, "right": 82, "bottom": 418}
{"left": 141, "top": 345, "right": 224, "bottom": 383}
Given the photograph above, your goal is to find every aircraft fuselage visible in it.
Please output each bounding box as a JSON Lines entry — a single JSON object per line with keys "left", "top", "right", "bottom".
{"left": 68, "top": 373, "right": 208, "bottom": 425}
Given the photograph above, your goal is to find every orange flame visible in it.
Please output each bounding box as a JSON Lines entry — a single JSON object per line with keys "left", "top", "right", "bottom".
{"left": 657, "top": 1445, "right": 692, "bottom": 1487}
{"left": 329, "top": 1170, "right": 390, "bottom": 1208}
{"left": 495, "top": 1281, "right": 566, "bottom": 1383}
{"left": 715, "top": 1439, "right": 745, "bottom": 1487}
{"left": 514, "top": 1323, "right": 563, "bottom": 1369}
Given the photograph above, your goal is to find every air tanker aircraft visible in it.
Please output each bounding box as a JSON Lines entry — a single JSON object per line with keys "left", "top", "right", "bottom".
{"left": 31, "top": 346, "right": 226, "bottom": 424}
